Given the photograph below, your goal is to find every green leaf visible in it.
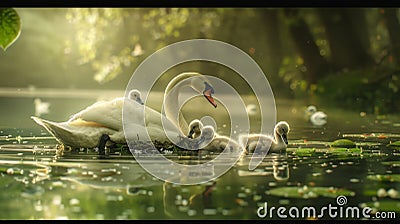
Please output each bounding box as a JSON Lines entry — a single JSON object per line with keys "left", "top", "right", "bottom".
{"left": 387, "top": 141, "right": 400, "bottom": 148}
{"left": 292, "top": 147, "right": 316, "bottom": 156}
{"left": 0, "top": 8, "right": 21, "bottom": 51}
{"left": 331, "top": 139, "right": 356, "bottom": 148}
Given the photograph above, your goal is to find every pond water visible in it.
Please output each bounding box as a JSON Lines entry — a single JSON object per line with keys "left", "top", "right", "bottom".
{"left": 0, "top": 96, "right": 399, "bottom": 220}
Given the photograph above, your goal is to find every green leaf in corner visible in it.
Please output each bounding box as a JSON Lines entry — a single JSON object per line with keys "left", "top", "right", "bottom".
{"left": 0, "top": 8, "right": 21, "bottom": 51}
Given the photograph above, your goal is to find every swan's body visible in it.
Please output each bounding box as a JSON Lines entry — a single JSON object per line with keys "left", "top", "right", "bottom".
{"left": 32, "top": 89, "right": 178, "bottom": 149}
{"left": 305, "top": 105, "right": 327, "bottom": 126}
{"left": 31, "top": 116, "right": 119, "bottom": 149}
{"left": 187, "top": 119, "right": 244, "bottom": 155}
{"left": 238, "top": 121, "right": 290, "bottom": 154}
{"left": 31, "top": 73, "right": 217, "bottom": 153}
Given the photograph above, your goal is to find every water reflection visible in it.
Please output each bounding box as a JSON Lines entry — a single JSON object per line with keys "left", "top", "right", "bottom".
{"left": 161, "top": 152, "right": 291, "bottom": 219}
{"left": 1, "top": 97, "right": 400, "bottom": 219}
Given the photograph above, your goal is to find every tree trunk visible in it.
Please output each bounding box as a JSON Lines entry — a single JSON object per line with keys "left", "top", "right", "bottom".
{"left": 381, "top": 8, "right": 400, "bottom": 66}
{"left": 284, "top": 8, "right": 330, "bottom": 84}
{"left": 316, "top": 8, "right": 374, "bottom": 70}
{"left": 348, "top": 8, "right": 371, "bottom": 55}
{"left": 260, "top": 9, "right": 284, "bottom": 89}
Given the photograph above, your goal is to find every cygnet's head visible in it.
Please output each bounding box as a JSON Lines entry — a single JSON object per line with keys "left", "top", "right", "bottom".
{"left": 275, "top": 121, "right": 290, "bottom": 145}
{"left": 187, "top": 119, "right": 203, "bottom": 139}
{"left": 128, "top": 89, "right": 144, "bottom": 105}
{"left": 200, "top": 125, "right": 215, "bottom": 141}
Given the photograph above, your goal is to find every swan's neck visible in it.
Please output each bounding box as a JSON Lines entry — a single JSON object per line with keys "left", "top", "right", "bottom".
{"left": 274, "top": 131, "right": 283, "bottom": 145}
{"left": 163, "top": 73, "right": 202, "bottom": 135}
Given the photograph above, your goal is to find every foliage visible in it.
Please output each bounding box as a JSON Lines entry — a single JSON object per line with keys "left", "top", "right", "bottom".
{"left": 1, "top": 8, "right": 400, "bottom": 114}
{"left": 65, "top": 8, "right": 221, "bottom": 84}
{"left": 316, "top": 66, "right": 400, "bottom": 114}
{"left": 0, "top": 8, "right": 21, "bottom": 51}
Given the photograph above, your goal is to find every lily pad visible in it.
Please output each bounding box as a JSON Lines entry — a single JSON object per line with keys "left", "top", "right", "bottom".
{"left": 387, "top": 141, "right": 400, "bottom": 148}
{"left": 0, "top": 8, "right": 21, "bottom": 50}
{"left": 331, "top": 139, "right": 356, "bottom": 148}
{"left": 328, "top": 147, "right": 362, "bottom": 155}
{"left": 381, "top": 161, "right": 400, "bottom": 167}
{"left": 292, "top": 147, "right": 316, "bottom": 156}
{"left": 361, "top": 200, "right": 400, "bottom": 212}
{"left": 266, "top": 186, "right": 355, "bottom": 199}
{"left": 366, "top": 174, "right": 400, "bottom": 182}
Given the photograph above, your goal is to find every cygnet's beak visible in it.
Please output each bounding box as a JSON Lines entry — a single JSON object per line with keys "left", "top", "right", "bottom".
{"left": 203, "top": 82, "right": 217, "bottom": 108}
{"left": 282, "top": 133, "right": 288, "bottom": 145}
{"left": 137, "top": 98, "right": 144, "bottom": 105}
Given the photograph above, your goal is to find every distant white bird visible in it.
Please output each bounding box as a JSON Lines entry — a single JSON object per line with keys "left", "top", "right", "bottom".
{"left": 34, "top": 98, "right": 50, "bottom": 117}
{"left": 246, "top": 104, "right": 258, "bottom": 116}
{"left": 305, "top": 105, "right": 327, "bottom": 126}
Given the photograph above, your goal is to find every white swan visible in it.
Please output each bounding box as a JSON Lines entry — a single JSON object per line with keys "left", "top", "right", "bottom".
{"left": 65, "top": 89, "right": 143, "bottom": 131}
{"left": 163, "top": 72, "right": 217, "bottom": 135}
{"left": 238, "top": 121, "right": 290, "bottom": 154}
{"left": 31, "top": 89, "right": 151, "bottom": 149}
{"left": 187, "top": 119, "right": 244, "bottom": 155}
{"left": 305, "top": 105, "right": 327, "bottom": 126}
{"left": 31, "top": 72, "right": 217, "bottom": 154}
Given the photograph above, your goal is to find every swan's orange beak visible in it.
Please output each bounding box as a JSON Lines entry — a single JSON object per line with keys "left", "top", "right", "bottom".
{"left": 203, "top": 82, "right": 217, "bottom": 108}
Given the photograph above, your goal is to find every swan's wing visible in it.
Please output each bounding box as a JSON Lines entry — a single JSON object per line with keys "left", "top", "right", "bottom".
{"left": 32, "top": 116, "right": 73, "bottom": 140}
{"left": 31, "top": 116, "right": 116, "bottom": 148}
{"left": 238, "top": 134, "right": 274, "bottom": 153}
{"left": 123, "top": 101, "right": 183, "bottom": 144}
{"left": 68, "top": 98, "right": 126, "bottom": 131}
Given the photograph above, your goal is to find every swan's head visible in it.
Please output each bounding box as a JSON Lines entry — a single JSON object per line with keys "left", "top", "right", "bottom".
{"left": 190, "top": 76, "right": 217, "bottom": 108}
{"left": 34, "top": 98, "right": 41, "bottom": 105}
{"left": 128, "top": 89, "right": 144, "bottom": 105}
{"left": 187, "top": 119, "right": 203, "bottom": 139}
{"left": 306, "top": 105, "right": 317, "bottom": 115}
{"left": 275, "top": 121, "right": 290, "bottom": 145}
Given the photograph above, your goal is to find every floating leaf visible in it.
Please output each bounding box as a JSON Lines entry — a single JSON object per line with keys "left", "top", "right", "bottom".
{"left": 328, "top": 147, "right": 362, "bottom": 155}
{"left": 266, "top": 186, "right": 355, "bottom": 199}
{"left": 366, "top": 174, "right": 400, "bottom": 182}
{"left": 331, "top": 139, "right": 356, "bottom": 148}
{"left": 387, "top": 141, "right": 400, "bottom": 148}
{"left": 382, "top": 161, "right": 400, "bottom": 167}
{"left": 362, "top": 200, "right": 400, "bottom": 212}
{"left": 343, "top": 133, "right": 400, "bottom": 139}
{"left": 293, "top": 147, "right": 316, "bottom": 156}
{"left": 0, "top": 8, "right": 21, "bottom": 50}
